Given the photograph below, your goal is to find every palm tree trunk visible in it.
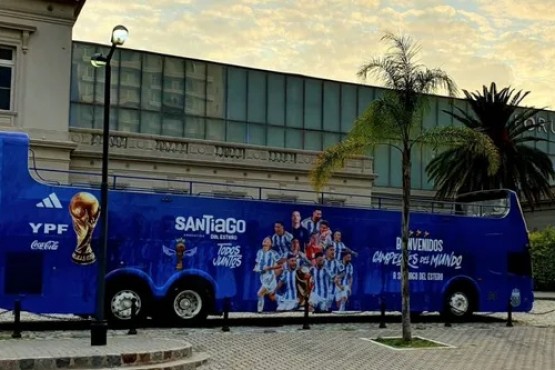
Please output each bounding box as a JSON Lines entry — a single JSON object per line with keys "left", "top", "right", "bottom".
{"left": 401, "top": 146, "right": 412, "bottom": 341}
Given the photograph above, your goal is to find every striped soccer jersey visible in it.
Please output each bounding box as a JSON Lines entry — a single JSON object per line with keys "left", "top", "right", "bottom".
{"left": 279, "top": 269, "right": 298, "bottom": 300}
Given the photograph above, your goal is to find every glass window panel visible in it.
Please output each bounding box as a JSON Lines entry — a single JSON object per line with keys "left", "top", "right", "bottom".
{"left": 438, "top": 98, "right": 455, "bottom": 127}
{"left": 531, "top": 114, "right": 549, "bottom": 152}
{"left": 411, "top": 146, "right": 423, "bottom": 189}
{"left": 226, "top": 67, "right": 247, "bottom": 121}
{"left": 141, "top": 53, "right": 162, "bottom": 111}
{"left": 227, "top": 121, "right": 246, "bottom": 143}
{"left": 285, "top": 128, "right": 302, "bottom": 149}
{"left": 0, "top": 88, "right": 9, "bottom": 110}
{"left": 206, "top": 63, "right": 225, "bottom": 118}
{"left": 206, "top": 118, "right": 225, "bottom": 141}
{"left": 185, "top": 116, "right": 205, "bottom": 139}
{"left": 550, "top": 156, "right": 555, "bottom": 185}
{"left": 449, "top": 98, "right": 470, "bottom": 128}
{"left": 390, "top": 146, "right": 402, "bottom": 187}
{"left": 422, "top": 145, "right": 435, "bottom": 190}
{"left": 107, "top": 50, "right": 120, "bottom": 105}
{"left": 357, "top": 86, "right": 374, "bottom": 115}
{"left": 69, "top": 103, "right": 93, "bottom": 128}
{"left": 422, "top": 98, "right": 437, "bottom": 130}
{"left": 247, "top": 70, "right": 266, "bottom": 123}
{"left": 186, "top": 60, "right": 206, "bottom": 116}
{"left": 286, "top": 76, "right": 303, "bottom": 128}
{"left": 117, "top": 50, "right": 141, "bottom": 108}
{"left": 547, "top": 112, "right": 555, "bottom": 154}
{"left": 70, "top": 44, "right": 95, "bottom": 103}
{"left": 0, "top": 66, "right": 11, "bottom": 88}
{"left": 304, "top": 79, "right": 322, "bottom": 130}
{"left": 162, "top": 114, "right": 184, "bottom": 137}
{"left": 247, "top": 123, "right": 265, "bottom": 146}
{"left": 323, "top": 133, "right": 340, "bottom": 149}
{"left": 0, "top": 48, "right": 13, "bottom": 60}
{"left": 341, "top": 84, "right": 357, "bottom": 133}
{"left": 373, "top": 145, "right": 390, "bottom": 187}
{"left": 267, "top": 127, "right": 285, "bottom": 148}
{"left": 140, "top": 111, "right": 161, "bottom": 135}
{"left": 304, "top": 131, "right": 322, "bottom": 151}
{"left": 323, "top": 82, "right": 340, "bottom": 131}
{"left": 267, "top": 73, "right": 285, "bottom": 126}
{"left": 163, "top": 57, "right": 185, "bottom": 113}
{"left": 118, "top": 108, "right": 140, "bottom": 133}
{"left": 93, "top": 106, "right": 117, "bottom": 130}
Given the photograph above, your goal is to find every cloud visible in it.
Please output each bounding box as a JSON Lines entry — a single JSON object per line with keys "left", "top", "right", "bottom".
{"left": 72, "top": 0, "right": 554, "bottom": 107}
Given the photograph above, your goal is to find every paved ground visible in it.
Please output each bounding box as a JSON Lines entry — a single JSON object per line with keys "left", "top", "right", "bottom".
{"left": 2, "top": 299, "right": 554, "bottom": 370}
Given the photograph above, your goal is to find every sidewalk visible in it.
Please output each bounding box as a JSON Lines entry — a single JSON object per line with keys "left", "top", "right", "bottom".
{"left": 534, "top": 291, "right": 555, "bottom": 301}
{"left": 0, "top": 336, "right": 209, "bottom": 370}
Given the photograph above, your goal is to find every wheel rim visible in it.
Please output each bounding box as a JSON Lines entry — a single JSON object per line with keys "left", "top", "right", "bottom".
{"left": 173, "top": 290, "right": 202, "bottom": 319}
{"left": 449, "top": 292, "right": 469, "bottom": 316}
{"left": 110, "top": 290, "right": 141, "bottom": 320}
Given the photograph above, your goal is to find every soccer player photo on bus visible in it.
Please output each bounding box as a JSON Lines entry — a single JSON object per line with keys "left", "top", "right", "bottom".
{"left": 309, "top": 252, "right": 334, "bottom": 312}
{"left": 253, "top": 236, "right": 282, "bottom": 313}
{"left": 335, "top": 251, "right": 354, "bottom": 312}
{"left": 275, "top": 253, "right": 300, "bottom": 311}
{"left": 253, "top": 208, "right": 357, "bottom": 313}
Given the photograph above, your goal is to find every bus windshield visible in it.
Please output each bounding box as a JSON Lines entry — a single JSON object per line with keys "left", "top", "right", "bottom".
{"left": 455, "top": 189, "right": 512, "bottom": 218}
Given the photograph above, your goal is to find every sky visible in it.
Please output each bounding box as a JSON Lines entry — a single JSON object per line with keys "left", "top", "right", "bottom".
{"left": 73, "top": 0, "right": 555, "bottom": 109}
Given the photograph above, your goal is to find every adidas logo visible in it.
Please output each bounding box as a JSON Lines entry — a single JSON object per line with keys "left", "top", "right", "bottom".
{"left": 36, "top": 193, "right": 62, "bottom": 209}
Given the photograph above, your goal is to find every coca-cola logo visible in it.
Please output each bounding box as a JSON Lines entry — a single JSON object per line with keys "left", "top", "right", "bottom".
{"left": 30, "top": 240, "right": 59, "bottom": 251}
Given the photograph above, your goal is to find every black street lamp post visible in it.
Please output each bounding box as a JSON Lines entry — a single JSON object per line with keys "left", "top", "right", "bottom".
{"left": 89, "top": 25, "right": 129, "bottom": 347}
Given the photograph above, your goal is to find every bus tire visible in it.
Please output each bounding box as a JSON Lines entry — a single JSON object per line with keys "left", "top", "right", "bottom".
{"left": 443, "top": 284, "right": 476, "bottom": 321}
{"left": 166, "top": 282, "right": 212, "bottom": 324}
{"left": 105, "top": 280, "right": 150, "bottom": 323}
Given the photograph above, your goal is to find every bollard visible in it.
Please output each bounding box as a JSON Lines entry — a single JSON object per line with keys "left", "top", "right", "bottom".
{"left": 12, "top": 299, "right": 22, "bottom": 339}
{"left": 222, "top": 297, "right": 230, "bottom": 332}
{"left": 444, "top": 301, "right": 452, "bottom": 328}
{"left": 506, "top": 299, "right": 513, "bottom": 327}
{"left": 127, "top": 298, "right": 137, "bottom": 335}
{"left": 379, "top": 299, "right": 387, "bottom": 329}
{"left": 302, "top": 296, "right": 310, "bottom": 330}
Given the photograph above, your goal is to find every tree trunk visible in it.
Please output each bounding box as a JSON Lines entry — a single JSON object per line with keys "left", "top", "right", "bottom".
{"left": 401, "top": 146, "right": 412, "bottom": 341}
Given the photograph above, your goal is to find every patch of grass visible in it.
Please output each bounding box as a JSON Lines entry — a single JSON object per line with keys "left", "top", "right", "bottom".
{"left": 374, "top": 337, "right": 447, "bottom": 349}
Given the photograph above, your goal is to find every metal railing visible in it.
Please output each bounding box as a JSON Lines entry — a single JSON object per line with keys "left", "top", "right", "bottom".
{"left": 28, "top": 166, "right": 511, "bottom": 217}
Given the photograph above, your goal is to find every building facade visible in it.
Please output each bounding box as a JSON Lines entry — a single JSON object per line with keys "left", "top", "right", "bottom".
{"left": 1, "top": 0, "right": 554, "bottom": 228}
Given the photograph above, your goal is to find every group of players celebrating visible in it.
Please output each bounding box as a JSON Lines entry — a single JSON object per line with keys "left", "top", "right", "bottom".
{"left": 253, "top": 209, "right": 357, "bottom": 313}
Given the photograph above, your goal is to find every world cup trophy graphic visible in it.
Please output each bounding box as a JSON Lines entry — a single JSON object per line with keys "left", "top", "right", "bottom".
{"left": 175, "top": 239, "right": 186, "bottom": 270}
{"left": 69, "top": 192, "right": 100, "bottom": 265}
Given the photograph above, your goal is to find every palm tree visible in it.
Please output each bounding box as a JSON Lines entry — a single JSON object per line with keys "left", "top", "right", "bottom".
{"left": 309, "top": 33, "right": 499, "bottom": 341}
{"left": 426, "top": 82, "right": 555, "bottom": 208}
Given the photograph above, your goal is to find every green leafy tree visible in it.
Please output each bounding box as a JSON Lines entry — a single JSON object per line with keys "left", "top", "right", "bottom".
{"left": 426, "top": 82, "right": 555, "bottom": 207}
{"left": 309, "top": 33, "right": 500, "bottom": 341}
{"left": 529, "top": 227, "right": 555, "bottom": 291}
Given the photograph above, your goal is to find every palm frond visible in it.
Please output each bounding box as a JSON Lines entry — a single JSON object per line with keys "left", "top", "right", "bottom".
{"left": 310, "top": 98, "right": 402, "bottom": 191}
{"left": 416, "top": 126, "right": 500, "bottom": 175}
{"left": 415, "top": 69, "right": 458, "bottom": 96}
{"left": 309, "top": 137, "right": 368, "bottom": 191}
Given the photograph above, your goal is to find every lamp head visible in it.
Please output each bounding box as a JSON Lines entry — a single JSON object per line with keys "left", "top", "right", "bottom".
{"left": 111, "top": 25, "right": 129, "bottom": 46}
{"left": 90, "top": 53, "right": 107, "bottom": 68}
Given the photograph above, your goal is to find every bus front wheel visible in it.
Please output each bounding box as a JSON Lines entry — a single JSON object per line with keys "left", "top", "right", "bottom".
{"left": 106, "top": 281, "right": 150, "bottom": 323}
{"left": 166, "top": 284, "right": 211, "bottom": 324}
{"left": 443, "top": 286, "right": 476, "bottom": 321}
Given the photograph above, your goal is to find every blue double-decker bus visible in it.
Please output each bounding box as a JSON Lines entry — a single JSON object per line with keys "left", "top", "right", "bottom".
{"left": 0, "top": 131, "right": 533, "bottom": 323}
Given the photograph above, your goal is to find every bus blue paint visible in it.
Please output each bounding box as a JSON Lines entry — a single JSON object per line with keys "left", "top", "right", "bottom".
{"left": 0, "top": 131, "right": 534, "bottom": 321}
